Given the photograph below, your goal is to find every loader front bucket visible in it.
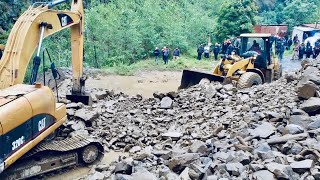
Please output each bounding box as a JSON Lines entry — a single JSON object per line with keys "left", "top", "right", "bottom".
{"left": 179, "top": 70, "right": 225, "bottom": 89}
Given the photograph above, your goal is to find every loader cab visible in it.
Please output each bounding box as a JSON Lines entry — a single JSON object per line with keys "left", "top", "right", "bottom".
{"left": 240, "top": 33, "right": 273, "bottom": 69}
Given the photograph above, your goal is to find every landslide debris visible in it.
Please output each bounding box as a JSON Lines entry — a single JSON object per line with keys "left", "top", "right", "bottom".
{"left": 56, "top": 60, "right": 320, "bottom": 180}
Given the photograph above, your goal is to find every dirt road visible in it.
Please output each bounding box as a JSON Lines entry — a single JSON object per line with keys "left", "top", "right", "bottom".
{"left": 86, "top": 71, "right": 183, "bottom": 98}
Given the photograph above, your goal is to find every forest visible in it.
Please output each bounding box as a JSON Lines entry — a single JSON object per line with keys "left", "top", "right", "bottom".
{"left": 0, "top": 0, "right": 320, "bottom": 68}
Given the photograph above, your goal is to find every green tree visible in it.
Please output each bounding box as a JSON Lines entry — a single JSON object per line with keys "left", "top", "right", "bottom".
{"left": 282, "top": 0, "right": 317, "bottom": 29}
{"left": 215, "top": 0, "right": 257, "bottom": 41}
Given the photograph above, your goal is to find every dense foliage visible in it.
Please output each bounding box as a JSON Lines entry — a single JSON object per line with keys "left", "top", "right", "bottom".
{"left": 257, "top": 0, "right": 320, "bottom": 30}
{"left": 215, "top": 0, "right": 257, "bottom": 41}
{"left": 0, "top": 0, "right": 320, "bottom": 68}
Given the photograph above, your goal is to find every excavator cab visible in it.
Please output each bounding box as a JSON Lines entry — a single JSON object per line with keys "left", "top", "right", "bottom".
{"left": 179, "top": 33, "right": 281, "bottom": 89}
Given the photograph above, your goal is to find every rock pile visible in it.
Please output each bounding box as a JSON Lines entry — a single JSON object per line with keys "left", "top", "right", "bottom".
{"left": 58, "top": 60, "right": 320, "bottom": 179}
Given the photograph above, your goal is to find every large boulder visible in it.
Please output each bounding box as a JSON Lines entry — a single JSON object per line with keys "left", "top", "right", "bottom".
{"left": 300, "top": 97, "right": 320, "bottom": 114}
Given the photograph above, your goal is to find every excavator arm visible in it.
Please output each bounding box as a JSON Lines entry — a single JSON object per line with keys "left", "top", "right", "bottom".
{"left": 0, "top": 0, "right": 90, "bottom": 104}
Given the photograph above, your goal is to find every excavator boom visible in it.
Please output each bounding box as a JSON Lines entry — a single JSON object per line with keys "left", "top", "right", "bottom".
{"left": 0, "top": 0, "right": 90, "bottom": 104}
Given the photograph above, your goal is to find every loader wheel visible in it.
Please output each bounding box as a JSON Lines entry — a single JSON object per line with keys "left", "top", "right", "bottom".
{"left": 237, "top": 72, "right": 262, "bottom": 89}
{"left": 80, "top": 144, "right": 99, "bottom": 164}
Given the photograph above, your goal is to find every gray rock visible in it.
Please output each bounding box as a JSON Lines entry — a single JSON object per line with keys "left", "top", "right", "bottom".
{"left": 289, "top": 115, "right": 311, "bottom": 128}
{"left": 115, "top": 174, "right": 133, "bottom": 180}
{"left": 162, "top": 132, "right": 182, "bottom": 140}
{"left": 161, "top": 97, "right": 173, "bottom": 109}
{"left": 297, "top": 81, "right": 318, "bottom": 99}
{"left": 166, "top": 172, "right": 180, "bottom": 180}
{"left": 168, "top": 153, "right": 200, "bottom": 172}
{"left": 206, "top": 175, "right": 218, "bottom": 180}
{"left": 226, "top": 163, "right": 244, "bottom": 176}
{"left": 300, "top": 97, "right": 320, "bottom": 113}
{"left": 131, "top": 169, "right": 157, "bottom": 180}
{"left": 254, "top": 143, "right": 274, "bottom": 160}
{"left": 308, "top": 119, "right": 320, "bottom": 130}
{"left": 71, "top": 120, "right": 86, "bottom": 131}
{"left": 290, "top": 160, "right": 313, "bottom": 173}
{"left": 292, "top": 109, "right": 308, "bottom": 116}
{"left": 74, "top": 108, "right": 99, "bottom": 122}
{"left": 290, "top": 143, "right": 303, "bottom": 155}
{"left": 284, "top": 124, "right": 304, "bottom": 135}
{"left": 179, "top": 167, "right": 191, "bottom": 180}
{"left": 69, "top": 129, "right": 89, "bottom": 137}
{"left": 250, "top": 122, "right": 275, "bottom": 138}
{"left": 265, "top": 162, "right": 298, "bottom": 179}
{"left": 114, "top": 161, "right": 133, "bottom": 175}
{"left": 88, "top": 171, "right": 105, "bottom": 180}
{"left": 129, "top": 146, "right": 141, "bottom": 153}
{"left": 95, "top": 91, "right": 108, "bottom": 100}
{"left": 250, "top": 164, "right": 265, "bottom": 172}
{"left": 95, "top": 164, "right": 109, "bottom": 172}
{"left": 252, "top": 170, "right": 276, "bottom": 180}
{"left": 189, "top": 140, "right": 208, "bottom": 155}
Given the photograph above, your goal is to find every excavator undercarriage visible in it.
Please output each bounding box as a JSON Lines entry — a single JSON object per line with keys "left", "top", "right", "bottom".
{"left": 0, "top": 0, "right": 103, "bottom": 179}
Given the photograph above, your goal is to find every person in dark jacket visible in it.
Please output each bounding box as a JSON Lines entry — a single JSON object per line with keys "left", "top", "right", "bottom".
{"left": 287, "top": 38, "right": 293, "bottom": 50}
{"left": 314, "top": 44, "right": 320, "bottom": 59}
{"left": 306, "top": 44, "right": 313, "bottom": 58}
{"left": 306, "top": 41, "right": 311, "bottom": 48}
{"left": 173, "top": 48, "right": 180, "bottom": 60}
{"left": 221, "top": 41, "right": 228, "bottom": 54}
{"left": 226, "top": 44, "right": 234, "bottom": 55}
{"left": 197, "top": 44, "right": 204, "bottom": 60}
{"left": 278, "top": 41, "right": 286, "bottom": 61}
{"left": 299, "top": 43, "right": 306, "bottom": 60}
{"left": 213, "top": 43, "right": 220, "bottom": 61}
{"left": 154, "top": 47, "right": 160, "bottom": 64}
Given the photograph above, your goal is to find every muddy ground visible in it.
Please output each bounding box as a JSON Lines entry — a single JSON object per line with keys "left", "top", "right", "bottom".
{"left": 86, "top": 71, "right": 182, "bottom": 98}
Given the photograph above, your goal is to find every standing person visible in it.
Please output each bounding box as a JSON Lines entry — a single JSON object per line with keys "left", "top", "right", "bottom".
{"left": 292, "top": 42, "right": 299, "bottom": 60}
{"left": 287, "top": 38, "right": 293, "bottom": 50}
{"left": 293, "top": 34, "right": 299, "bottom": 44}
{"left": 153, "top": 47, "right": 160, "bottom": 64}
{"left": 314, "top": 44, "right": 320, "bottom": 59}
{"left": 278, "top": 41, "right": 285, "bottom": 62}
{"left": 226, "top": 43, "right": 234, "bottom": 55}
{"left": 213, "top": 43, "right": 220, "bottom": 61}
{"left": 303, "top": 32, "right": 308, "bottom": 42}
{"left": 162, "top": 46, "right": 166, "bottom": 62}
{"left": 173, "top": 48, "right": 180, "bottom": 60}
{"left": 204, "top": 45, "right": 210, "bottom": 58}
{"left": 306, "top": 44, "right": 313, "bottom": 59}
{"left": 163, "top": 47, "right": 170, "bottom": 64}
{"left": 221, "top": 41, "right": 228, "bottom": 54}
{"left": 197, "top": 44, "right": 204, "bottom": 60}
{"left": 234, "top": 37, "right": 240, "bottom": 55}
{"left": 299, "top": 43, "right": 306, "bottom": 60}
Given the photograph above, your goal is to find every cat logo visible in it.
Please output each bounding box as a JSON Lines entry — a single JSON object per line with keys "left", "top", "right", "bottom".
{"left": 61, "top": 16, "right": 68, "bottom": 27}
{"left": 38, "top": 117, "right": 46, "bottom": 131}
{"left": 57, "top": 14, "right": 73, "bottom": 27}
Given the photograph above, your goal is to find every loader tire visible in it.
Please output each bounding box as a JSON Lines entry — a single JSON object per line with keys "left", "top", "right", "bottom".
{"left": 237, "top": 72, "right": 262, "bottom": 89}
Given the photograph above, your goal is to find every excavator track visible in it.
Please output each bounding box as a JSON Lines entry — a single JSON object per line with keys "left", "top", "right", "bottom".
{"left": 0, "top": 135, "right": 104, "bottom": 180}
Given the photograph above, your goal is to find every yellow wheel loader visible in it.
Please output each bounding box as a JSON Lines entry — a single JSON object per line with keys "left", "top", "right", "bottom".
{"left": 0, "top": 0, "right": 103, "bottom": 179}
{"left": 180, "top": 33, "right": 282, "bottom": 89}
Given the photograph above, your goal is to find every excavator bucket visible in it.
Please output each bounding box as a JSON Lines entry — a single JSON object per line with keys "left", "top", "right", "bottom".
{"left": 66, "top": 93, "right": 92, "bottom": 106}
{"left": 179, "top": 70, "right": 225, "bottom": 89}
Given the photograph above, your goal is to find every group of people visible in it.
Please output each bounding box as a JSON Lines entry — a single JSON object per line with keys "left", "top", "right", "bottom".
{"left": 290, "top": 35, "right": 320, "bottom": 60}
{"left": 153, "top": 47, "right": 180, "bottom": 64}
{"left": 196, "top": 37, "right": 242, "bottom": 61}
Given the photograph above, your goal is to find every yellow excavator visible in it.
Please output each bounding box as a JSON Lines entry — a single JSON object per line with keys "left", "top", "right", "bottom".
{"left": 0, "top": 0, "right": 103, "bottom": 179}
{"left": 180, "top": 33, "right": 282, "bottom": 89}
